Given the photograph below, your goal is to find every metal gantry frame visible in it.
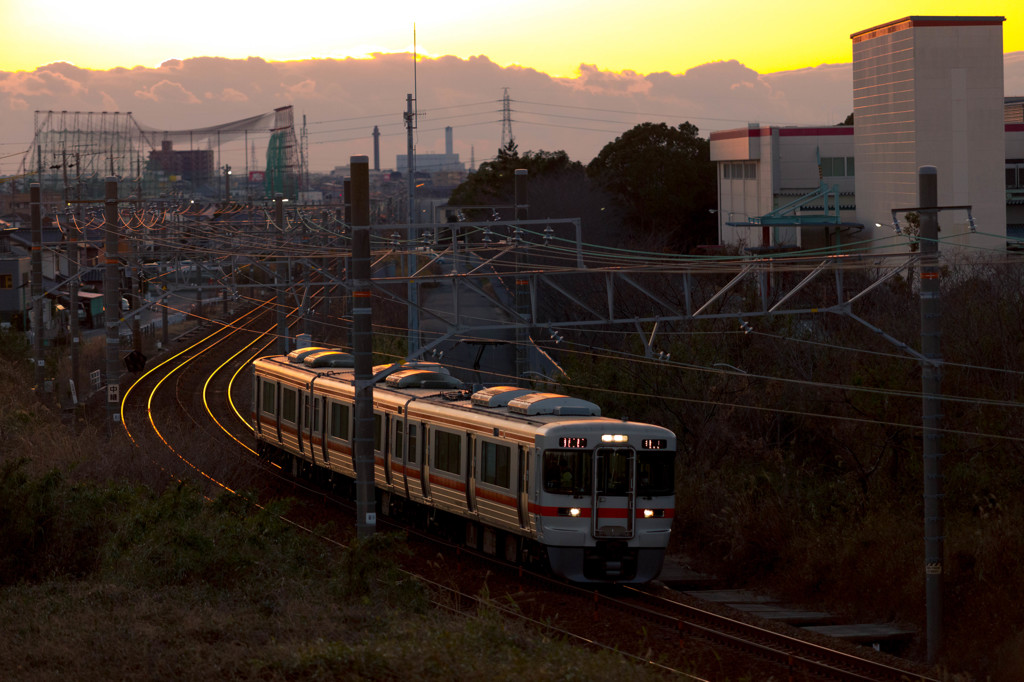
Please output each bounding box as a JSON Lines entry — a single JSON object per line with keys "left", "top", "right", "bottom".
{"left": 28, "top": 203, "right": 936, "bottom": 369}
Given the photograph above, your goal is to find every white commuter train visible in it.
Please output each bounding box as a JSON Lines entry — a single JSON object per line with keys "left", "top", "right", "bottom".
{"left": 251, "top": 347, "right": 676, "bottom": 583}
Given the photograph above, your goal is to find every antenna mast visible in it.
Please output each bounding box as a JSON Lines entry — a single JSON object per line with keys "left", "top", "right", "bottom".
{"left": 406, "top": 24, "right": 419, "bottom": 224}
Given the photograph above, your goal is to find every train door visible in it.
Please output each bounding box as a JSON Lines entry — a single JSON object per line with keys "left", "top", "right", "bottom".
{"left": 274, "top": 382, "right": 282, "bottom": 443}
{"left": 466, "top": 434, "right": 476, "bottom": 512}
{"left": 516, "top": 445, "right": 529, "bottom": 530}
{"left": 405, "top": 421, "right": 418, "bottom": 499}
{"left": 421, "top": 425, "right": 431, "bottom": 499}
{"left": 382, "top": 413, "right": 392, "bottom": 486}
{"left": 390, "top": 417, "right": 405, "bottom": 493}
{"left": 298, "top": 393, "right": 306, "bottom": 458}
{"left": 591, "top": 447, "right": 636, "bottom": 539}
{"left": 252, "top": 373, "right": 260, "bottom": 436}
{"left": 318, "top": 395, "right": 328, "bottom": 463}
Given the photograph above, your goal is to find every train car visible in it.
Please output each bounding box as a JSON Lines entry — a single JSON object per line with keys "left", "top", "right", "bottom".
{"left": 251, "top": 348, "right": 676, "bottom": 584}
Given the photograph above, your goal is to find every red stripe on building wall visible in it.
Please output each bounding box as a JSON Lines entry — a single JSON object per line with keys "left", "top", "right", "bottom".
{"left": 778, "top": 127, "right": 853, "bottom": 137}
{"left": 712, "top": 126, "right": 851, "bottom": 142}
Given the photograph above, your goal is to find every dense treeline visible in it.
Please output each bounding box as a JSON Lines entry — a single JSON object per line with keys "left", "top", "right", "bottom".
{"left": 449, "top": 123, "right": 717, "bottom": 252}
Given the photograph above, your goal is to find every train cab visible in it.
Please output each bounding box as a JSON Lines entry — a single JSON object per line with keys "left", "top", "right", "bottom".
{"left": 533, "top": 418, "right": 676, "bottom": 583}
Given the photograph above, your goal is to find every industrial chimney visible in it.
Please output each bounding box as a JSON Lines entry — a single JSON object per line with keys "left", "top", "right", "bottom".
{"left": 445, "top": 126, "right": 453, "bottom": 156}
{"left": 372, "top": 126, "right": 380, "bottom": 172}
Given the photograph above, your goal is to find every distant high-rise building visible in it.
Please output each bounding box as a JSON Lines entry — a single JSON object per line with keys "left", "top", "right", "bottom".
{"left": 851, "top": 16, "right": 1007, "bottom": 251}
{"left": 148, "top": 140, "right": 214, "bottom": 185}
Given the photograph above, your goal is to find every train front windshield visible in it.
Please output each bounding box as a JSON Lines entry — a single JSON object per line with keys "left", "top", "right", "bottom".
{"left": 543, "top": 448, "right": 675, "bottom": 497}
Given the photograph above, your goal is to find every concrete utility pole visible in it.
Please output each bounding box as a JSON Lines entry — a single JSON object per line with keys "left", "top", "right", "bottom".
{"left": 405, "top": 92, "right": 420, "bottom": 356}
{"left": 275, "top": 194, "right": 288, "bottom": 355}
{"left": 30, "top": 184, "right": 44, "bottom": 392}
{"left": 918, "top": 166, "right": 944, "bottom": 664}
{"left": 103, "top": 178, "right": 121, "bottom": 431}
{"left": 405, "top": 93, "right": 416, "bottom": 225}
{"left": 67, "top": 205, "right": 81, "bottom": 401}
{"left": 350, "top": 155, "right": 376, "bottom": 539}
{"left": 130, "top": 199, "right": 142, "bottom": 354}
{"left": 513, "top": 169, "right": 530, "bottom": 384}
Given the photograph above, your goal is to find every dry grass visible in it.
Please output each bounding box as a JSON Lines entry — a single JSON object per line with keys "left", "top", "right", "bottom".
{"left": 0, "top": 335, "right": 675, "bottom": 682}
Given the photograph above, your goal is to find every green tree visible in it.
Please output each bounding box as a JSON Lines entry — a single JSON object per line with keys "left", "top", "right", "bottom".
{"left": 586, "top": 122, "right": 716, "bottom": 251}
{"left": 448, "top": 146, "right": 584, "bottom": 218}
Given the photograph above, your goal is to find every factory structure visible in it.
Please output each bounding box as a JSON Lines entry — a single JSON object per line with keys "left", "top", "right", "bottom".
{"left": 16, "top": 106, "right": 300, "bottom": 204}
{"left": 711, "top": 16, "right": 1024, "bottom": 254}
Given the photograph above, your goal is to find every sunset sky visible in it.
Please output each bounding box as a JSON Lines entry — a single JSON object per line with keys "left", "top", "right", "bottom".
{"left": 2, "top": 2, "right": 1023, "bottom": 173}
{"left": 2, "top": 0, "right": 1021, "bottom": 77}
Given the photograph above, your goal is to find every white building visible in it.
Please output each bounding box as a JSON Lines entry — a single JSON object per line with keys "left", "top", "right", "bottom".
{"left": 853, "top": 16, "right": 1005, "bottom": 253}
{"left": 711, "top": 125, "right": 858, "bottom": 251}
{"left": 712, "top": 16, "right": 1020, "bottom": 254}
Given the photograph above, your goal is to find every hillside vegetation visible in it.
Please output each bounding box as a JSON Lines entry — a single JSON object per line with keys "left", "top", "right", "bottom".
{"left": 3, "top": 256, "right": 1023, "bottom": 679}
{"left": 0, "top": 332, "right": 668, "bottom": 682}
{"left": 555, "top": 256, "right": 1024, "bottom": 680}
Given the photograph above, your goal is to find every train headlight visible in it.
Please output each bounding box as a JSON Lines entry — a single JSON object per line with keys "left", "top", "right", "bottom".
{"left": 601, "top": 434, "right": 628, "bottom": 443}
{"left": 558, "top": 507, "right": 582, "bottom": 517}
{"left": 642, "top": 509, "right": 663, "bottom": 519}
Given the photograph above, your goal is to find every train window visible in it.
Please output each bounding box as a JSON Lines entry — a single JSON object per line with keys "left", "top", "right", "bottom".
{"left": 408, "top": 423, "right": 418, "bottom": 464}
{"left": 637, "top": 451, "right": 675, "bottom": 497}
{"left": 394, "top": 420, "right": 404, "bottom": 460}
{"left": 373, "top": 413, "right": 383, "bottom": 452}
{"left": 261, "top": 380, "right": 275, "bottom": 413}
{"left": 434, "top": 429, "right": 462, "bottom": 475}
{"left": 596, "top": 448, "right": 632, "bottom": 496}
{"left": 302, "top": 395, "right": 310, "bottom": 430}
{"left": 282, "top": 388, "right": 297, "bottom": 423}
{"left": 543, "top": 450, "right": 591, "bottom": 495}
{"left": 480, "top": 441, "right": 511, "bottom": 488}
{"left": 329, "top": 402, "right": 350, "bottom": 441}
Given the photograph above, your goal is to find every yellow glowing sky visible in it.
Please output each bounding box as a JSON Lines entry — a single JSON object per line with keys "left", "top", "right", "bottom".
{"left": 1, "top": 0, "right": 1021, "bottom": 76}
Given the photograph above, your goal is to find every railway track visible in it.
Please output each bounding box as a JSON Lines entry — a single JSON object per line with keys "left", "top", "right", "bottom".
{"left": 117, "top": 308, "right": 941, "bottom": 681}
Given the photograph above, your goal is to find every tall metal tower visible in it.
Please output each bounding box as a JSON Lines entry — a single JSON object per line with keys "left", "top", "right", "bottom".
{"left": 500, "top": 87, "right": 514, "bottom": 149}
{"left": 300, "top": 113, "right": 310, "bottom": 194}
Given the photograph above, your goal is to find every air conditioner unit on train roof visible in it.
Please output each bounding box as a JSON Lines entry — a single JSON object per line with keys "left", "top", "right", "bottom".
{"left": 470, "top": 386, "right": 533, "bottom": 408}
{"left": 507, "top": 392, "right": 601, "bottom": 417}
{"left": 287, "top": 346, "right": 334, "bottom": 363}
{"left": 303, "top": 351, "right": 355, "bottom": 368}
{"left": 385, "top": 369, "right": 463, "bottom": 389}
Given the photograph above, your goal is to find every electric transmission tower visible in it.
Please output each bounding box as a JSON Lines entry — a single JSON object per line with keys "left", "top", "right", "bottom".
{"left": 501, "top": 87, "right": 514, "bottom": 149}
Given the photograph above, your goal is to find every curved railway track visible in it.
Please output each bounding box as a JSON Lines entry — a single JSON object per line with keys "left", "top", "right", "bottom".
{"left": 117, "top": 307, "right": 940, "bottom": 682}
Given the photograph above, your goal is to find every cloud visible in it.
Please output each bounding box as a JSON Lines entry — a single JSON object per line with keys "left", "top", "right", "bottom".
{"left": 0, "top": 51, "right": 1019, "bottom": 176}
{"left": 134, "top": 79, "right": 201, "bottom": 104}
{"left": 215, "top": 88, "right": 249, "bottom": 102}
{"left": 99, "top": 91, "right": 119, "bottom": 110}
{"left": 0, "top": 68, "right": 88, "bottom": 97}
{"left": 282, "top": 79, "right": 316, "bottom": 97}
{"left": 563, "top": 64, "right": 651, "bottom": 95}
